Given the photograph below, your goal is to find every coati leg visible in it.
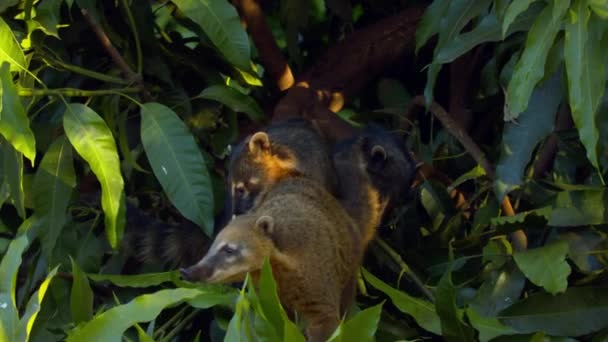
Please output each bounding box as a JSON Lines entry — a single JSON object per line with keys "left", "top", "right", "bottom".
{"left": 305, "top": 310, "right": 340, "bottom": 342}
{"left": 339, "top": 276, "right": 357, "bottom": 317}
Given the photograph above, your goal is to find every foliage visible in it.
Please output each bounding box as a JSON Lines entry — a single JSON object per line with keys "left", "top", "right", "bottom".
{"left": 1, "top": 0, "right": 607, "bottom": 341}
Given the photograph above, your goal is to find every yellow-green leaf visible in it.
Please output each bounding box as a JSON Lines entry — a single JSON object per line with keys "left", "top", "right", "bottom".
{"left": 0, "top": 63, "right": 36, "bottom": 165}
{"left": 16, "top": 266, "right": 58, "bottom": 342}
{"left": 0, "top": 18, "right": 27, "bottom": 71}
{"left": 63, "top": 103, "right": 125, "bottom": 249}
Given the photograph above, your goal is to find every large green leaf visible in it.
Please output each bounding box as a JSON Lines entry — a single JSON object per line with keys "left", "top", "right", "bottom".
{"left": 495, "top": 69, "right": 563, "bottom": 201}
{"left": 16, "top": 266, "right": 58, "bottom": 342}
{"left": 140, "top": 102, "right": 214, "bottom": 236}
{"left": 466, "top": 308, "right": 517, "bottom": 342}
{"left": 196, "top": 85, "right": 264, "bottom": 123}
{"left": 87, "top": 271, "right": 180, "bottom": 288}
{"left": 423, "top": 0, "right": 493, "bottom": 105}
{"left": 505, "top": 0, "right": 569, "bottom": 120}
{"left": 513, "top": 240, "right": 571, "bottom": 295}
{"left": 66, "top": 288, "right": 219, "bottom": 341}
{"left": 1, "top": 138, "right": 25, "bottom": 218}
{"left": 498, "top": 286, "right": 608, "bottom": 336}
{"left": 172, "top": 0, "right": 251, "bottom": 70}
{"left": 63, "top": 103, "right": 125, "bottom": 249}
{"left": 590, "top": 0, "right": 608, "bottom": 17}
{"left": 565, "top": 0, "right": 607, "bottom": 170}
{"left": 0, "top": 217, "right": 39, "bottom": 341}
{"left": 469, "top": 262, "right": 526, "bottom": 317}
{"left": 70, "top": 258, "right": 93, "bottom": 324}
{"left": 225, "top": 278, "right": 256, "bottom": 342}
{"left": 502, "top": 0, "right": 538, "bottom": 36}
{"left": 329, "top": 303, "right": 383, "bottom": 342}
{"left": 0, "top": 18, "right": 27, "bottom": 71}
{"left": 547, "top": 188, "right": 608, "bottom": 226}
{"left": 415, "top": 0, "right": 449, "bottom": 53}
{"left": 0, "top": 63, "right": 36, "bottom": 165}
{"left": 435, "top": 268, "right": 475, "bottom": 342}
{"left": 362, "top": 268, "right": 441, "bottom": 334}
{"left": 32, "top": 136, "right": 75, "bottom": 260}
{"left": 256, "top": 258, "right": 287, "bottom": 338}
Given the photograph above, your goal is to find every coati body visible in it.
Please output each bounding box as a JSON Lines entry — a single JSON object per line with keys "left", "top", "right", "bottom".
{"left": 332, "top": 125, "right": 416, "bottom": 246}
{"left": 227, "top": 118, "right": 337, "bottom": 215}
{"left": 180, "top": 177, "right": 363, "bottom": 342}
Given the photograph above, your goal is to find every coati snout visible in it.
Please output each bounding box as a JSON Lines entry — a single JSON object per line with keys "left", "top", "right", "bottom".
{"left": 180, "top": 215, "right": 275, "bottom": 283}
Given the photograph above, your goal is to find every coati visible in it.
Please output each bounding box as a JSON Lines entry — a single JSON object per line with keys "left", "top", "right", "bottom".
{"left": 180, "top": 176, "right": 363, "bottom": 342}
{"left": 227, "top": 118, "right": 337, "bottom": 215}
{"left": 332, "top": 124, "right": 416, "bottom": 247}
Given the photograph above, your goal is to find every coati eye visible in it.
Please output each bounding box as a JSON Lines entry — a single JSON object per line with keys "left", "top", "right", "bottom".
{"left": 222, "top": 245, "right": 236, "bottom": 254}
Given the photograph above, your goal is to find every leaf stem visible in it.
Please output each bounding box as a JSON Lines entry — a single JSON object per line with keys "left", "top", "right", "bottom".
{"left": 18, "top": 87, "right": 142, "bottom": 97}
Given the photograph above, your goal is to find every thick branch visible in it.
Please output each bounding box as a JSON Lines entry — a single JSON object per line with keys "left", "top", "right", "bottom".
{"left": 233, "top": 0, "right": 295, "bottom": 91}
{"left": 81, "top": 9, "right": 152, "bottom": 101}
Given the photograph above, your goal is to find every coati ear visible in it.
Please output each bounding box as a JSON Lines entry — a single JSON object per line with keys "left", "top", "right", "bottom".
{"left": 255, "top": 215, "right": 274, "bottom": 235}
{"left": 370, "top": 145, "right": 387, "bottom": 163}
{"left": 248, "top": 132, "right": 271, "bottom": 156}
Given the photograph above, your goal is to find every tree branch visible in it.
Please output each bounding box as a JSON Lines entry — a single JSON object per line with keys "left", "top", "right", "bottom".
{"left": 81, "top": 9, "right": 152, "bottom": 101}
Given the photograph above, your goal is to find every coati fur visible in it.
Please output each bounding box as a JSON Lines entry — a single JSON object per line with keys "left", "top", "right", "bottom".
{"left": 180, "top": 176, "right": 363, "bottom": 342}
{"left": 227, "top": 118, "right": 337, "bottom": 215}
{"left": 332, "top": 125, "right": 416, "bottom": 247}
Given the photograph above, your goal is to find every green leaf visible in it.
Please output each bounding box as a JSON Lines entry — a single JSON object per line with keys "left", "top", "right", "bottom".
{"left": 257, "top": 258, "right": 287, "bottom": 337}
{"left": 547, "top": 188, "right": 608, "bottom": 226}
{"left": 0, "top": 18, "right": 27, "bottom": 71}
{"left": 498, "top": 286, "right": 608, "bottom": 336}
{"left": 66, "top": 288, "right": 206, "bottom": 341}
{"left": 63, "top": 103, "right": 125, "bottom": 249}
{"left": 502, "top": 0, "right": 538, "bottom": 36}
{"left": 16, "top": 266, "right": 58, "bottom": 342}
{"left": 329, "top": 303, "right": 383, "bottom": 342}
{"left": 362, "top": 268, "right": 441, "bottom": 334}
{"left": 87, "top": 271, "right": 179, "bottom": 288}
{"left": 466, "top": 308, "right": 517, "bottom": 342}
{"left": 435, "top": 268, "right": 475, "bottom": 342}
{"left": 424, "top": 0, "right": 493, "bottom": 105}
{"left": 225, "top": 279, "right": 255, "bottom": 342}
{"left": 70, "top": 258, "right": 93, "bottom": 324}
{"left": 1, "top": 138, "right": 25, "bottom": 218}
{"left": 0, "top": 63, "right": 36, "bottom": 165}
{"left": 172, "top": 0, "right": 251, "bottom": 70}
{"left": 590, "top": 0, "right": 608, "bottom": 18}
{"left": 196, "top": 85, "right": 264, "bottom": 122}
{"left": 415, "top": 0, "right": 449, "bottom": 53}
{"left": 513, "top": 240, "right": 571, "bottom": 295}
{"left": 32, "top": 0, "right": 63, "bottom": 37}
{"left": 469, "top": 262, "right": 526, "bottom": 317}
{"left": 565, "top": 0, "right": 607, "bottom": 170}
{"left": 495, "top": 69, "right": 563, "bottom": 201}
{"left": 33, "top": 136, "right": 75, "bottom": 260}
{"left": 0, "top": 217, "right": 39, "bottom": 341}
{"left": 140, "top": 102, "right": 214, "bottom": 236}
{"left": 505, "top": 0, "right": 569, "bottom": 120}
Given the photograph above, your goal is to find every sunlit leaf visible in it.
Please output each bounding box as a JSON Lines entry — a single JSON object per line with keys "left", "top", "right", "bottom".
{"left": 172, "top": 0, "right": 251, "bottom": 70}
{"left": 33, "top": 136, "right": 75, "bottom": 260}
{"left": 16, "top": 266, "right": 58, "bottom": 342}
{"left": 0, "top": 18, "right": 27, "bottom": 71}
{"left": 66, "top": 288, "right": 207, "bottom": 341}
{"left": 70, "top": 258, "right": 93, "bottom": 324}
{"left": 498, "top": 286, "right": 608, "bottom": 336}
{"left": 0, "top": 63, "right": 36, "bottom": 165}
{"left": 505, "top": 0, "right": 569, "bottom": 120}
{"left": 495, "top": 69, "right": 563, "bottom": 201}
{"left": 196, "top": 85, "right": 264, "bottom": 123}
{"left": 590, "top": 0, "right": 608, "bottom": 18}
{"left": 565, "top": 0, "right": 607, "bottom": 170}
{"left": 513, "top": 240, "right": 571, "bottom": 295}
{"left": 329, "top": 303, "right": 383, "bottom": 342}
{"left": 140, "top": 102, "right": 214, "bottom": 236}
{"left": 362, "top": 268, "right": 441, "bottom": 334}
{"left": 63, "top": 103, "right": 125, "bottom": 249}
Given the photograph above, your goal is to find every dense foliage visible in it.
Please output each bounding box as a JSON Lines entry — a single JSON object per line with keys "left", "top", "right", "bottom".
{"left": 1, "top": 0, "right": 607, "bottom": 341}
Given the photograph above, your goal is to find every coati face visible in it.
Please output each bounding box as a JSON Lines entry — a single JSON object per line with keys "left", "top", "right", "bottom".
{"left": 228, "top": 132, "right": 296, "bottom": 215}
{"left": 180, "top": 215, "right": 275, "bottom": 283}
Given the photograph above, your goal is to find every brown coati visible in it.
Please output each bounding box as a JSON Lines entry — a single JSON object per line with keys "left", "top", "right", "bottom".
{"left": 332, "top": 124, "right": 416, "bottom": 247}
{"left": 227, "top": 118, "right": 337, "bottom": 215}
{"left": 180, "top": 176, "right": 363, "bottom": 342}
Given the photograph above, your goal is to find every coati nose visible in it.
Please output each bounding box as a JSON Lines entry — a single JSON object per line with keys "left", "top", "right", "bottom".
{"left": 179, "top": 267, "right": 193, "bottom": 281}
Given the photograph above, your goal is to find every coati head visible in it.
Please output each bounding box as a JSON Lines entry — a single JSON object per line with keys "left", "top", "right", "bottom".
{"left": 358, "top": 125, "right": 416, "bottom": 206}
{"left": 180, "top": 215, "right": 275, "bottom": 283}
{"left": 228, "top": 132, "right": 297, "bottom": 215}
